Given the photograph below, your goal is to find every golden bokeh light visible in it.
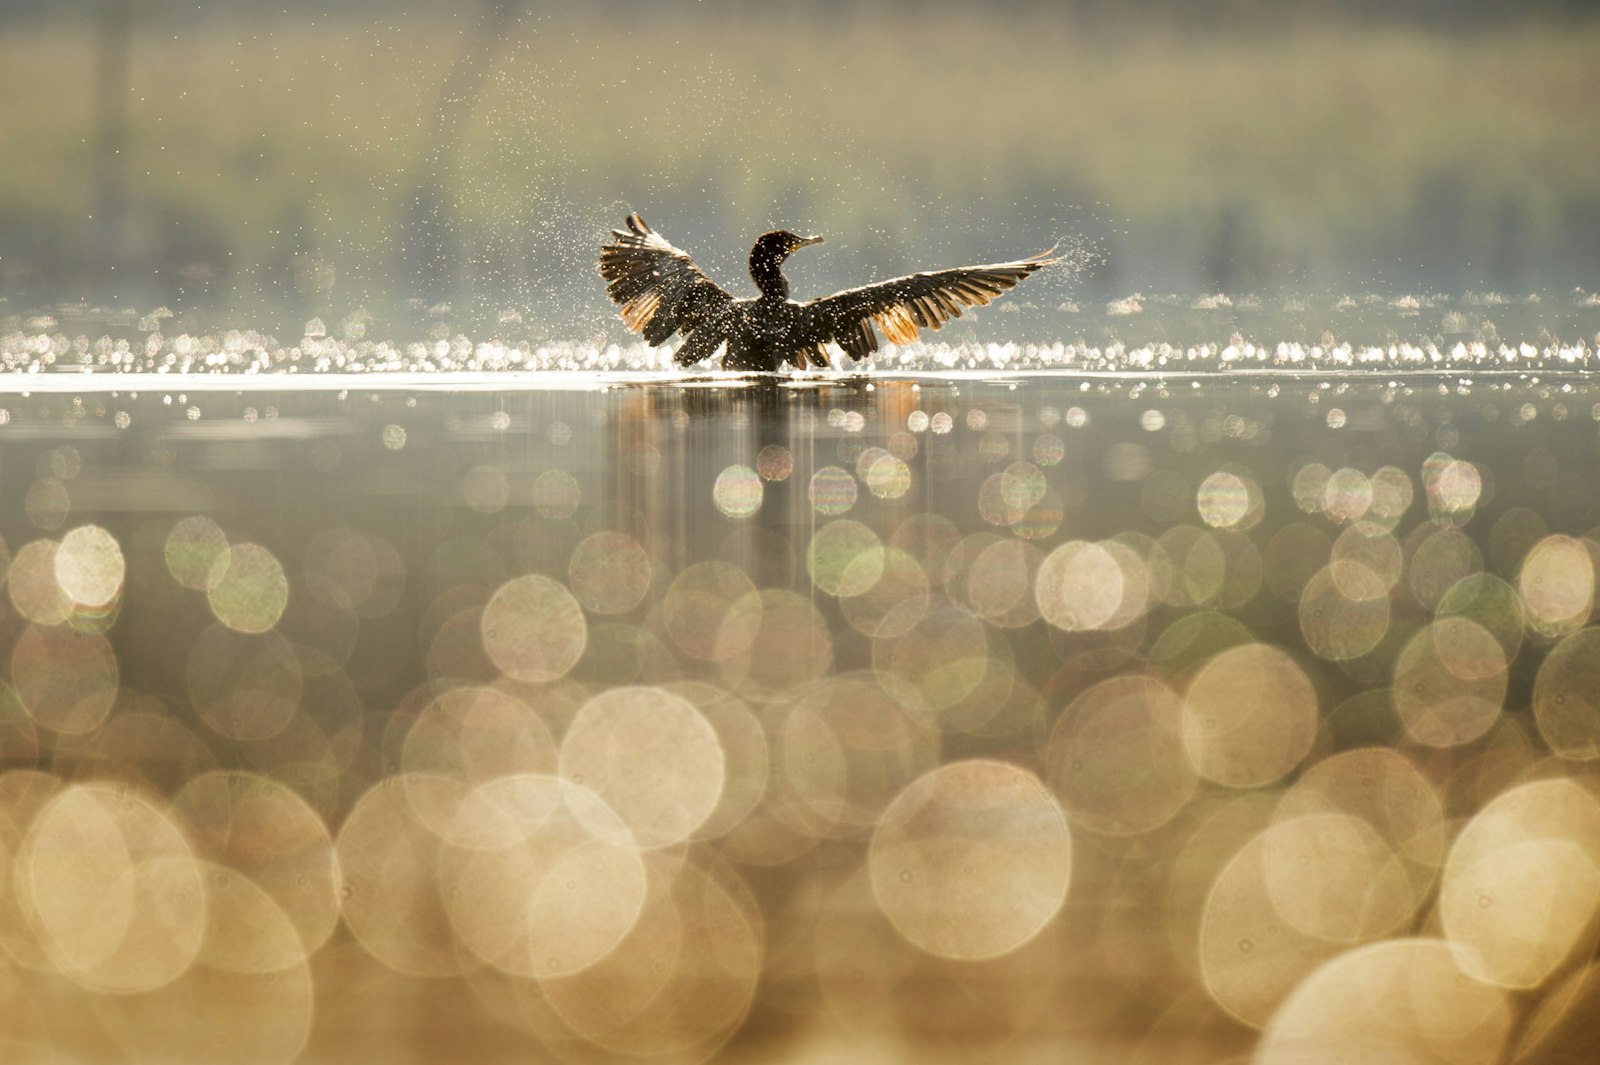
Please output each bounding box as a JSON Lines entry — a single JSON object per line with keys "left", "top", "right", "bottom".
{"left": 532, "top": 853, "right": 762, "bottom": 1061}
{"left": 807, "top": 520, "right": 886, "bottom": 598}
{"left": 568, "top": 530, "right": 651, "bottom": 615}
{"left": 1439, "top": 778, "right": 1600, "bottom": 991}
{"left": 11, "top": 624, "right": 119, "bottom": 735}
{"left": 1442, "top": 838, "right": 1600, "bottom": 991}
{"left": 1436, "top": 572, "right": 1526, "bottom": 663}
{"left": 334, "top": 774, "right": 468, "bottom": 978}
{"left": 1519, "top": 534, "right": 1596, "bottom": 638}
{"left": 1261, "top": 813, "right": 1416, "bottom": 942}
{"left": 402, "top": 685, "right": 558, "bottom": 788}
{"left": 173, "top": 771, "right": 340, "bottom": 966}
{"left": 438, "top": 774, "right": 647, "bottom": 979}
{"left": 662, "top": 681, "right": 769, "bottom": 841}
{"left": 1035, "top": 540, "right": 1128, "bottom": 632}
{"left": 1182, "top": 643, "right": 1317, "bottom": 788}
{"left": 53, "top": 525, "right": 124, "bottom": 609}
{"left": 1256, "top": 939, "right": 1511, "bottom": 1065}
{"left": 532, "top": 468, "right": 583, "bottom": 520}
{"left": 560, "top": 686, "right": 725, "bottom": 849}
{"left": 1147, "top": 610, "right": 1252, "bottom": 683}
{"left": 1046, "top": 674, "right": 1197, "bottom": 836}
{"left": 891, "top": 511, "right": 961, "bottom": 585}
{"left": 1290, "top": 461, "right": 1332, "bottom": 515}
{"left": 0, "top": 770, "right": 66, "bottom": 973}
{"left": 839, "top": 546, "right": 931, "bottom": 638}
{"left": 1366, "top": 465, "right": 1415, "bottom": 529}
{"left": 1199, "top": 827, "right": 1348, "bottom": 1027}
{"left": 1275, "top": 747, "right": 1444, "bottom": 878}
{"left": 481, "top": 574, "right": 588, "bottom": 682}
{"left": 1407, "top": 524, "right": 1484, "bottom": 611}
{"left": 1392, "top": 617, "right": 1507, "bottom": 747}
{"left": 1534, "top": 627, "right": 1600, "bottom": 759}
{"left": 713, "top": 463, "right": 764, "bottom": 519}
{"left": 1197, "top": 469, "right": 1259, "bottom": 530}
{"left": 1155, "top": 525, "right": 1227, "bottom": 608}
{"left": 966, "top": 538, "right": 1044, "bottom": 627}
{"left": 1298, "top": 560, "right": 1390, "bottom": 661}
{"left": 720, "top": 589, "right": 833, "bottom": 702}
{"left": 871, "top": 600, "right": 989, "bottom": 720}
{"left": 756, "top": 444, "right": 793, "bottom": 481}
{"left": 1424, "top": 454, "right": 1484, "bottom": 522}
{"left": 661, "top": 560, "right": 760, "bottom": 661}
{"left": 1321, "top": 467, "right": 1372, "bottom": 525}
{"left": 1330, "top": 521, "right": 1403, "bottom": 589}
{"left": 809, "top": 465, "right": 858, "bottom": 516}
{"left": 18, "top": 784, "right": 205, "bottom": 992}
{"left": 462, "top": 464, "right": 510, "bottom": 513}
{"left": 771, "top": 673, "right": 939, "bottom": 840}
{"left": 0, "top": 377, "right": 1592, "bottom": 1063}
{"left": 191, "top": 859, "right": 308, "bottom": 975}
{"left": 206, "top": 542, "right": 290, "bottom": 634}
{"left": 864, "top": 451, "right": 912, "bottom": 501}
{"left": 7, "top": 539, "right": 73, "bottom": 626}
{"left": 1000, "top": 460, "right": 1048, "bottom": 513}
{"left": 869, "top": 760, "right": 1072, "bottom": 960}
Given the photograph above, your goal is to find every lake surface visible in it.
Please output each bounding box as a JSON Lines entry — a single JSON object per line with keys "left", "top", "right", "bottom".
{"left": 1, "top": 348, "right": 1599, "bottom": 1062}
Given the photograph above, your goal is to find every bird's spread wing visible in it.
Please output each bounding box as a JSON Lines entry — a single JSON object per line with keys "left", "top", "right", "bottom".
{"left": 797, "top": 250, "right": 1057, "bottom": 363}
{"left": 599, "top": 213, "right": 734, "bottom": 349}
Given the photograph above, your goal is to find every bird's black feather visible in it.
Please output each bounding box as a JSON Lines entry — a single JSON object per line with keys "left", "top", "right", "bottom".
{"left": 599, "top": 213, "right": 1055, "bottom": 372}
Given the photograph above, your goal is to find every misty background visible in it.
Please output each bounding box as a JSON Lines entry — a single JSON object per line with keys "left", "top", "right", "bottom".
{"left": 1, "top": 0, "right": 1597, "bottom": 338}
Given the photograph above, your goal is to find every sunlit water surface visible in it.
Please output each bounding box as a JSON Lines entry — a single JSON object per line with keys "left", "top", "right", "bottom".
{"left": 0, "top": 323, "right": 1599, "bottom": 1063}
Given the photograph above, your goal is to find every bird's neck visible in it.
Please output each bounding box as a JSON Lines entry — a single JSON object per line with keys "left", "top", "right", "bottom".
{"left": 749, "top": 253, "right": 790, "bottom": 299}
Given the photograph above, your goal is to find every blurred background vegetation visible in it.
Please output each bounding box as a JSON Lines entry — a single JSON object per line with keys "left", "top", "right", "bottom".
{"left": 1, "top": 0, "right": 1597, "bottom": 337}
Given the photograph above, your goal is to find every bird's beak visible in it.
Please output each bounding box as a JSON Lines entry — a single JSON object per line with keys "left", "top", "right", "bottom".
{"left": 798, "top": 235, "right": 825, "bottom": 248}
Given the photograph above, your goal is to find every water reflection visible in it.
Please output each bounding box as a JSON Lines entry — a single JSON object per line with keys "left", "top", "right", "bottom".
{"left": 0, "top": 374, "right": 1597, "bottom": 1062}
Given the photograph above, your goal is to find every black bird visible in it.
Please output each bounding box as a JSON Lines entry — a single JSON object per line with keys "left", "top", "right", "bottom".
{"left": 600, "top": 213, "right": 1057, "bottom": 372}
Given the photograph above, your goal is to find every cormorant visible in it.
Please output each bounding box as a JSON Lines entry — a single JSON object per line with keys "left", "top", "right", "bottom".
{"left": 600, "top": 213, "right": 1056, "bottom": 372}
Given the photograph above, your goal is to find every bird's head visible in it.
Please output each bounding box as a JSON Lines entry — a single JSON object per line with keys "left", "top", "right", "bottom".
{"left": 751, "top": 229, "right": 824, "bottom": 265}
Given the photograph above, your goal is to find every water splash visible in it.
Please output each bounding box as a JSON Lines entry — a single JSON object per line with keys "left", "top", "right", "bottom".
{"left": 3, "top": 290, "right": 1597, "bottom": 381}
{"left": 2, "top": 331, "right": 1594, "bottom": 381}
